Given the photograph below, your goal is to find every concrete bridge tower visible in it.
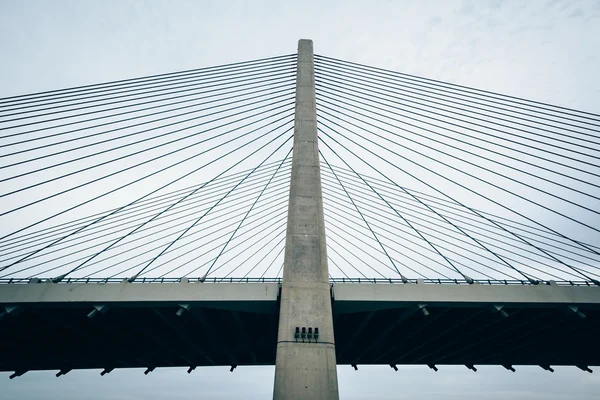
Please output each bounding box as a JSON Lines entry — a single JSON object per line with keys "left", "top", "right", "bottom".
{"left": 272, "top": 39, "right": 340, "bottom": 399}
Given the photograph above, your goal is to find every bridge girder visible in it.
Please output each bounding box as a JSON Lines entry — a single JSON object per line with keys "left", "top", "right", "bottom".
{"left": 1, "top": 281, "right": 599, "bottom": 376}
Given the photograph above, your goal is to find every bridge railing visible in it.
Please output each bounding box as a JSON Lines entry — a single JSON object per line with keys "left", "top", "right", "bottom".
{"left": 0, "top": 277, "right": 594, "bottom": 286}
{"left": 329, "top": 277, "right": 595, "bottom": 286}
{"left": 0, "top": 277, "right": 283, "bottom": 284}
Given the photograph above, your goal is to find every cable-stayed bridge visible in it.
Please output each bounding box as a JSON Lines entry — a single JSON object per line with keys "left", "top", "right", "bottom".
{"left": 1, "top": 40, "right": 599, "bottom": 398}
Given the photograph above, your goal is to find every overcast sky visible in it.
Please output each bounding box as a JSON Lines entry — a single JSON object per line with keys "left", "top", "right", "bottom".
{"left": 1, "top": 0, "right": 599, "bottom": 399}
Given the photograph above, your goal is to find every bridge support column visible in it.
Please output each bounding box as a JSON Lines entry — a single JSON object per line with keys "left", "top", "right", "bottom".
{"left": 272, "top": 39, "right": 339, "bottom": 400}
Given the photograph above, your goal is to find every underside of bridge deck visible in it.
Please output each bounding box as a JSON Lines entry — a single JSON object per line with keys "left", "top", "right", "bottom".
{"left": 1, "top": 302, "right": 279, "bottom": 372}
{"left": 333, "top": 304, "right": 600, "bottom": 367}
{"left": 1, "top": 281, "right": 599, "bottom": 375}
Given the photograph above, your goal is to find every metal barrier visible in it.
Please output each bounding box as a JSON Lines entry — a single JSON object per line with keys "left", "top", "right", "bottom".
{"left": 0, "top": 277, "right": 594, "bottom": 286}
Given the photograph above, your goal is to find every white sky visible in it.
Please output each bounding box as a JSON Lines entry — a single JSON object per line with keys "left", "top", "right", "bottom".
{"left": 1, "top": 0, "right": 599, "bottom": 399}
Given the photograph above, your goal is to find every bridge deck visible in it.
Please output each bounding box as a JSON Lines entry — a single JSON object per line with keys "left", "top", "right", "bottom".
{"left": 1, "top": 280, "right": 599, "bottom": 374}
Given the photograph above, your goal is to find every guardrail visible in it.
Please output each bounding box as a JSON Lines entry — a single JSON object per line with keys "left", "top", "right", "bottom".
{"left": 0, "top": 277, "right": 595, "bottom": 286}
{"left": 330, "top": 277, "right": 596, "bottom": 286}
{"left": 0, "top": 277, "right": 283, "bottom": 284}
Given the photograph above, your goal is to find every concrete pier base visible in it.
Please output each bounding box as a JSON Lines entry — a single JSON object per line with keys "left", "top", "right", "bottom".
{"left": 272, "top": 40, "right": 340, "bottom": 400}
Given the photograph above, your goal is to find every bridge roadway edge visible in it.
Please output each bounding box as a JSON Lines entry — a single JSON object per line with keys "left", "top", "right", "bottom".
{"left": 2, "top": 280, "right": 599, "bottom": 307}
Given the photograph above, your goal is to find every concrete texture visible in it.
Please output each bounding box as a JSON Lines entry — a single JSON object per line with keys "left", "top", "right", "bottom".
{"left": 332, "top": 282, "right": 600, "bottom": 309}
{"left": 272, "top": 39, "right": 339, "bottom": 399}
{"left": 0, "top": 281, "right": 279, "bottom": 314}
{"left": 3, "top": 281, "right": 597, "bottom": 308}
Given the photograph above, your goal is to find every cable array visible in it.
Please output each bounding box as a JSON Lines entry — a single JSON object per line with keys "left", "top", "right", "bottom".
{"left": 0, "top": 55, "right": 295, "bottom": 280}
{"left": 315, "top": 54, "right": 600, "bottom": 283}
{"left": 2, "top": 52, "right": 599, "bottom": 283}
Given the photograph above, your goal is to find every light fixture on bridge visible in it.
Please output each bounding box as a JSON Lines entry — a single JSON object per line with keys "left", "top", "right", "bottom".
{"left": 465, "top": 364, "right": 477, "bottom": 372}
{"left": 100, "top": 367, "right": 114, "bottom": 376}
{"left": 144, "top": 367, "right": 155, "bottom": 375}
{"left": 489, "top": 304, "right": 509, "bottom": 318}
{"left": 294, "top": 327, "right": 319, "bottom": 342}
{"left": 87, "top": 304, "right": 109, "bottom": 319}
{"left": 56, "top": 368, "right": 71, "bottom": 377}
{"left": 0, "top": 305, "right": 22, "bottom": 320}
{"left": 176, "top": 303, "right": 191, "bottom": 317}
{"left": 564, "top": 305, "right": 586, "bottom": 319}
{"left": 230, "top": 365, "right": 237, "bottom": 372}
{"left": 427, "top": 364, "right": 438, "bottom": 372}
{"left": 540, "top": 365, "right": 554, "bottom": 373}
{"left": 502, "top": 364, "right": 515, "bottom": 372}
{"left": 9, "top": 370, "right": 27, "bottom": 379}
{"left": 390, "top": 364, "right": 398, "bottom": 371}
{"left": 576, "top": 365, "right": 593, "bottom": 373}
{"left": 187, "top": 366, "right": 196, "bottom": 374}
{"left": 352, "top": 364, "right": 358, "bottom": 371}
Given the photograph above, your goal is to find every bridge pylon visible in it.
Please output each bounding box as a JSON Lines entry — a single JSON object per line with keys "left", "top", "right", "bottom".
{"left": 272, "top": 39, "right": 340, "bottom": 399}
